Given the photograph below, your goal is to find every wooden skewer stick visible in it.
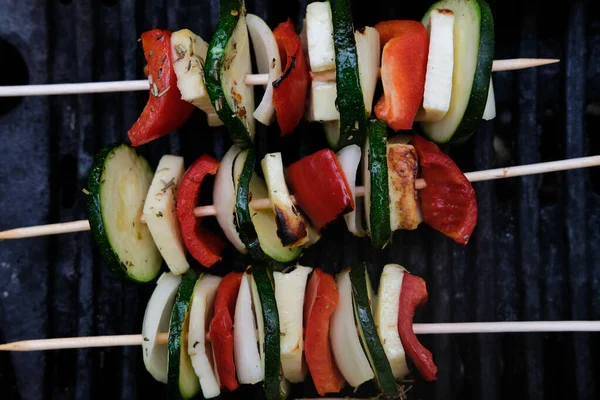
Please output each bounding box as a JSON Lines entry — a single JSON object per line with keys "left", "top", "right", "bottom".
{"left": 1, "top": 320, "right": 599, "bottom": 352}
{"left": 1, "top": 155, "right": 599, "bottom": 240}
{"left": 0, "top": 59, "right": 559, "bottom": 97}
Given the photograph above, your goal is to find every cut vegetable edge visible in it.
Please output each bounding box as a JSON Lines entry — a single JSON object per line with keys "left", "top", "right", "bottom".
{"left": 143, "top": 154, "right": 189, "bottom": 275}
{"left": 167, "top": 270, "right": 201, "bottom": 400}
{"left": 330, "top": 269, "right": 374, "bottom": 388}
{"left": 247, "top": 13, "right": 282, "bottom": 126}
{"left": 204, "top": 0, "right": 255, "bottom": 146}
{"left": 87, "top": 143, "right": 162, "bottom": 283}
{"left": 336, "top": 144, "right": 365, "bottom": 237}
{"left": 188, "top": 275, "right": 222, "bottom": 399}
{"left": 142, "top": 272, "right": 183, "bottom": 384}
{"left": 350, "top": 265, "right": 398, "bottom": 397}
{"left": 214, "top": 145, "right": 246, "bottom": 253}
{"left": 420, "top": 0, "right": 494, "bottom": 143}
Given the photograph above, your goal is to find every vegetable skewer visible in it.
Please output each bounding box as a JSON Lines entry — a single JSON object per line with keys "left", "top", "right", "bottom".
{"left": 1, "top": 154, "right": 599, "bottom": 240}
{"left": 2, "top": 320, "right": 599, "bottom": 352}
{"left": 0, "top": 58, "right": 559, "bottom": 98}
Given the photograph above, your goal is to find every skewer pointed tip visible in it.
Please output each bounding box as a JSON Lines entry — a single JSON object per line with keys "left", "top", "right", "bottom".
{"left": 492, "top": 58, "right": 560, "bottom": 72}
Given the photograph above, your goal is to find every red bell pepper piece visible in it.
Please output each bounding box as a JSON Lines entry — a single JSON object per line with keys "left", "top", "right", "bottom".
{"left": 303, "top": 269, "right": 345, "bottom": 395}
{"left": 176, "top": 155, "right": 225, "bottom": 267}
{"left": 374, "top": 21, "right": 428, "bottom": 131}
{"left": 128, "top": 29, "right": 194, "bottom": 146}
{"left": 272, "top": 18, "right": 310, "bottom": 136}
{"left": 286, "top": 149, "right": 354, "bottom": 230}
{"left": 397, "top": 272, "right": 438, "bottom": 382}
{"left": 412, "top": 135, "right": 477, "bottom": 244}
{"left": 209, "top": 272, "right": 243, "bottom": 392}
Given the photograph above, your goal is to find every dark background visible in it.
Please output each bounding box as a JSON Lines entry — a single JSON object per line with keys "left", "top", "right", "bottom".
{"left": 0, "top": 0, "right": 599, "bottom": 399}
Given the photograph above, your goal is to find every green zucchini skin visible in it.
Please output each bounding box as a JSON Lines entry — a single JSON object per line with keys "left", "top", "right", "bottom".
{"left": 168, "top": 270, "right": 201, "bottom": 400}
{"left": 330, "top": 0, "right": 368, "bottom": 149}
{"left": 349, "top": 264, "right": 398, "bottom": 398}
{"left": 367, "top": 119, "right": 391, "bottom": 249}
{"left": 252, "top": 265, "right": 282, "bottom": 400}
{"left": 204, "top": 0, "right": 252, "bottom": 147}
{"left": 87, "top": 143, "right": 160, "bottom": 283}
{"left": 421, "top": 0, "right": 494, "bottom": 144}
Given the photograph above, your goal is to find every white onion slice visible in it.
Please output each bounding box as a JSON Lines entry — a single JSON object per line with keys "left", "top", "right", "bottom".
{"left": 247, "top": 14, "right": 282, "bottom": 126}
{"left": 214, "top": 145, "right": 246, "bottom": 253}
{"left": 234, "top": 272, "right": 263, "bottom": 384}
{"left": 273, "top": 265, "right": 313, "bottom": 383}
{"left": 142, "top": 272, "right": 182, "bottom": 383}
{"left": 330, "top": 270, "right": 374, "bottom": 387}
{"left": 482, "top": 79, "right": 496, "bottom": 121}
{"left": 188, "top": 275, "right": 222, "bottom": 398}
{"left": 336, "top": 145, "right": 365, "bottom": 236}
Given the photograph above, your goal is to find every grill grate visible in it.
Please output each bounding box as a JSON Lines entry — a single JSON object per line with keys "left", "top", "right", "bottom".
{"left": 0, "top": 0, "right": 598, "bottom": 399}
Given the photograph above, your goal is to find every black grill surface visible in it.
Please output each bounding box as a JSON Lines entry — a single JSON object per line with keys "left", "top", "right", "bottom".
{"left": 0, "top": 0, "right": 599, "bottom": 399}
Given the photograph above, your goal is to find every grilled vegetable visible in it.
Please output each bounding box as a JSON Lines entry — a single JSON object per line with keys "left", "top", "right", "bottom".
{"left": 387, "top": 136, "right": 420, "bottom": 231}
{"left": 210, "top": 272, "right": 243, "bottom": 392}
{"left": 330, "top": 0, "right": 368, "bottom": 148}
{"left": 235, "top": 149, "right": 302, "bottom": 264}
{"left": 350, "top": 264, "right": 398, "bottom": 397}
{"left": 374, "top": 264, "right": 409, "bottom": 380}
{"left": 168, "top": 270, "right": 201, "bottom": 400}
{"left": 88, "top": 144, "right": 162, "bottom": 283}
{"left": 363, "top": 120, "right": 391, "bottom": 249}
{"left": 247, "top": 14, "right": 281, "bottom": 125}
{"left": 234, "top": 271, "right": 263, "bottom": 384}
{"left": 398, "top": 272, "right": 438, "bottom": 381}
{"left": 482, "top": 78, "right": 496, "bottom": 120}
{"left": 128, "top": 30, "right": 194, "bottom": 146}
{"left": 286, "top": 149, "right": 354, "bottom": 230}
{"left": 142, "top": 272, "right": 182, "bottom": 383}
{"left": 305, "top": 1, "right": 335, "bottom": 72}
{"left": 214, "top": 145, "right": 246, "bottom": 253}
{"left": 330, "top": 269, "right": 373, "bottom": 388}
{"left": 177, "top": 155, "right": 225, "bottom": 267}
{"left": 336, "top": 145, "right": 365, "bottom": 236}
{"left": 188, "top": 275, "right": 222, "bottom": 398}
{"left": 273, "top": 19, "right": 311, "bottom": 135}
{"left": 204, "top": 0, "right": 255, "bottom": 146}
{"left": 420, "top": 0, "right": 494, "bottom": 143}
{"left": 355, "top": 26, "right": 381, "bottom": 115}
{"left": 261, "top": 153, "right": 308, "bottom": 247}
{"left": 412, "top": 134, "right": 477, "bottom": 244}
{"left": 374, "top": 20, "right": 429, "bottom": 131}
{"left": 304, "top": 269, "right": 346, "bottom": 395}
{"left": 253, "top": 265, "right": 285, "bottom": 400}
{"left": 171, "top": 29, "right": 222, "bottom": 127}
{"left": 273, "top": 265, "right": 313, "bottom": 383}
{"left": 416, "top": 9, "right": 455, "bottom": 122}
{"left": 143, "top": 155, "right": 189, "bottom": 275}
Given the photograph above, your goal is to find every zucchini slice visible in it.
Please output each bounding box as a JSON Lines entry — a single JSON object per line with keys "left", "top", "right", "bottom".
{"left": 171, "top": 29, "right": 222, "bottom": 127}
{"left": 214, "top": 145, "right": 246, "bottom": 253}
{"left": 234, "top": 149, "right": 302, "bottom": 265}
{"left": 261, "top": 153, "right": 308, "bottom": 248}
{"left": 204, "top": 0, "right": 255, "bottom": 146}
{"left": 168, "top": 270, "right": 201, "bottom": 400}
{"left": 253, "top": 265, "right": 284, "bottom": 400}
{"left": 374, "top": 264, "right": 409, "bottom": 380}
{"left": 273, "top": 265, "right": 313, "bottom": 383}
{"left": 87, "top": 144, "right": 162, "bottom": 283}
{"left": 246, "top": 13, "right": 282, "bottom": 125}
{"left": 234, "top": 270, "right": 263, "bottom": 384}
{"left": 330, "top": 0, "right": 368, "bottom": 149}
{"left": 349, "top": 264, "right": 398, "bottom": 397}
{"left": 142, "top": 272, "right": 182, "bottom": 383}
{"left": 363, "top": 120, "right": 391, "bottom": 249}
{"left": 143, "top": 155, "right": 189, "bottom": 275}
{"left": 387, "top": 137, "right": 420, "bottom": 232}
{"left": 188, "top": 275, "right": 222, "bottom": 399}
{"left": 420, "top": 0, "right": 494, "bottom": 143}
{"left": 330, "top": 269, "right": 374, "bottom": 388}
